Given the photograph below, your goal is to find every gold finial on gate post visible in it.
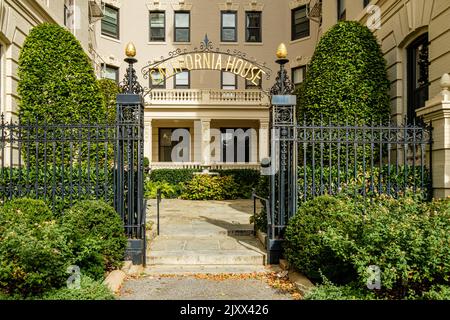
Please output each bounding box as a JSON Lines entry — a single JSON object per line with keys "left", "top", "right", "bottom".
{"left": 125, "top": 42, "right": 137, "bottom": 58}
{"left": 276, "top": 43, "right": 288, "bottom": 59}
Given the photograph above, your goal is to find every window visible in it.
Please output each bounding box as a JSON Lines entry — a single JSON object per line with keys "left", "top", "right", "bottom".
{"left": 150, "top": 11, "right": 165, "bottom": 42}
{"left": 245, "top": 72, "right": 262, "bottom": 89}
{"left": 102, "top": 64, "right": 119, "bottom": 83}
{"left": 292, "top": 66, "right": 306, "bottom": 90}
{"left": 221, "top": 128, "right": 251, "bottom": 163}
{"left": 175, "top": 70, "right": 190, "bottom": 89}
{"left": 291, "top": 6, "right": 310, "bottom": 40}
{"left": 159, "top": 128, "right": 190, "bottom": 162}
{"left": 174, "top": 11, "right": 190, "bottom": 42}
{"left": 150, "top": 69, "right": 166, "bottom": 88}
{"left": 407, "top": 34, "right": 430, "bottom": 124}
{"left": 337, "top": 0, "right": 346, "bottom": 21}
{"left": 221, "top": 11, "right": 237, "bottom": 42}
{"left": 363, "top": 0, "right": 370, "bottom": 7}
{"left": 101, "top": 4, "right": 119, "bottom": 39}
{"left": 246, "top": 12, "right": 261, "bottom": 43}
{"left": 221, "top": 71, "right": 237, "bottom": 90}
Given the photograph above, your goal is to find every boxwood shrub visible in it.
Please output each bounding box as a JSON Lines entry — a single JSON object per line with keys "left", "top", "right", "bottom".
{"left": 285, "top": 195, "right": 450, "bottom": 299}
{"left": 0, "top": 199, "right": 72, "bottom": 297}
{"left": 61, "top": 200, "right": 127, "bottom": 280}
{"left": 40, "top": 275, "right": 115, "bottom": 300}
{"left": 180, "top": 175, "right": 239, "bottom": 200}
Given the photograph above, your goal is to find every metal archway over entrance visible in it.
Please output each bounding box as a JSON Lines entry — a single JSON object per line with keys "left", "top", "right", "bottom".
{"left": 140, "top": 35, "right": 273, "bottom": 95}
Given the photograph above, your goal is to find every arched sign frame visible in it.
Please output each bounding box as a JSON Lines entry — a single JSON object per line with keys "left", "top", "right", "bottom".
{"left": 140, "top": 35, "right": 273, "bottom": 97}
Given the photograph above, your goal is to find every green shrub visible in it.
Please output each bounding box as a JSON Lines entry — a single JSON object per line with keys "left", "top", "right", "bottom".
{"left": 303, "top": 279, "right": 377, "bottom": 300}
{"left": 216, "top": 169, "right": 260, "bottom": 199}
{"left": 420, "top": 285, "right": 450, "bottom": 300}
{"left": 284, "top": 195, "right": 360, "bottom": 282}
{"left": 149, "top": 169, "right": 200, "bottom": 186}
{"left": 0, "top": 198, "right": 54, "bottom": 224}
{"left": 298, "top": 21, "right": 390, "bottom": 124}
{"left": 0, "top": 200, "right": 72, "bottom": 296}
{"left": 97, "top": 78, "right": 120, "bottom": 124}
{"left": 18, "top": 23, "right": 107, "bottom": 168}
{"left": 297, "top": 164, "right": 430, "bottom": 202}
{"left": 61, "top": 201, "right": 127, "bottom": 280}
{"left": 144, "top": 179, "right": 177, "bottom": 199}
{"left": 180, "top": 175, "right": 239, "bottom": 200}
{"left": 40, "top": 275, "right": 115, "bottom": 300}
{"left": 251, "top": 175, "right": 270, "bottom": 232}
{"left": 18, "top": 23, "right": 105, "bottom": 124}
{"left": 0, "top": 166, "right": 114, "bottom": 212}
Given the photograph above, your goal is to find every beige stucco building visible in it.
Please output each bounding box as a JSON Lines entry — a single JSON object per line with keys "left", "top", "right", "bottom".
{"left": 1, "top": 0, "right": 449, "bottom": 194}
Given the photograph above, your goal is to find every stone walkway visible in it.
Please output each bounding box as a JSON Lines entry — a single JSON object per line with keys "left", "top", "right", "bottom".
{"left": 116, "top": 199, "right": 296, "bottom": 300}
{"left": 145, "top": 199, "right": 266, "bottom": 273}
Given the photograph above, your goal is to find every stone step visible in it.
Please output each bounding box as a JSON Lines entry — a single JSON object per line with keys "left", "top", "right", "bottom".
{"left": 146, "top": 250, "right": 266, "bottom": 265}
{"left": 144, "top": 265, "right": 271, "bottom": 275}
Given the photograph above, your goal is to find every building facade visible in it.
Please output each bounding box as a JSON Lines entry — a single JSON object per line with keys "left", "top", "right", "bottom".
{"left": 1, "top": 0, "right": 449, "bottom": 177}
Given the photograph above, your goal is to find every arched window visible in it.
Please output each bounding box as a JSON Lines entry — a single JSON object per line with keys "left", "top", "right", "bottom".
{"left": 407, "top": 33, "right": 429, "bottom": 123}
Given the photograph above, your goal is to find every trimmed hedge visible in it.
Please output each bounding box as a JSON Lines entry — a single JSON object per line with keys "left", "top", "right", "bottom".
{"left": 180, "top": 175, "right": 239, "bottom": 200}
{"left": 98, "top": 78, "right": 121, "bottom": 124}
{"left": 298, "top": 21, "right": 390, "bottom": 124}
{"left": 148, "top": 168, "right": 260, "bottom": 199}
{"left": 18, "top": 23, "right": 105, "bottom": 124}
{"left": 61, "top": 200, "right": 127, "bottom": 280}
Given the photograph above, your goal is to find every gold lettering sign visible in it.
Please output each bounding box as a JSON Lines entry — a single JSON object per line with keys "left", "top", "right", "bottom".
{"left": 149, "top": 52, "right": 266, "bottom": 86}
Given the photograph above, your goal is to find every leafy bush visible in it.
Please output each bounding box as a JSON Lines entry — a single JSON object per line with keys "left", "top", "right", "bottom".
{"left": 297, "top": 21, "right": 390, "bottom": 124}
{"left": 18, "top": 23, "right": 107, "bottom": 168}
{"left": 144, "top": 179, "right": 177, "bottom": 199}
{"left": 251, "top": 175, "right": 270, "bottom": 232}
{"left": 297, "top": 164, "right": 430, "bottom": 202}
{"left": 284, "top": 195, "right": 359, "bottom": 282}
{"left": 286, "top": 194, "right": 450, "bottom": 299}
{"left": 0, "top": 199, "right": 72, "bottom": 297}
{"left": 180, "top": 175, "right": 239, "bottom": 200}
{"left": 61, "top": 201, "right": 127, "bottom": 280}
{"left": 40, "top": 275, "right": 115, "bottom": 300}
{"left": 148, "top": 169, "right": 260, "bottom": 199}
{"left": 0, "top": 166, "right": 114, "bottom": 212}
{"left": 149, "top": 169, "right": 200, "bottom": 186}
{"left": 304, "top": 278, "right": 377, "bottom": 300}
{"left": 216, "top": 169, "right": 260, "bottom": 199}
{"left": 18, "top": 23, "right": 105, "bottom": 124}
{"left": 97, "top": 78, "right": 120, "bottom": 124}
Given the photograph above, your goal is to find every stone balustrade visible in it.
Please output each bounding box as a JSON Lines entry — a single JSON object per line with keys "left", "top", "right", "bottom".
{"left": 146, "top": 89, "right": 269, "bottom": 106}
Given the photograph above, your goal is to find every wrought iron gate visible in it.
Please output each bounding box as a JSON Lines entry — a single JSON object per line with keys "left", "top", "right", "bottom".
{"left": 266, "top": 57, "right": 433, "bottom": 265}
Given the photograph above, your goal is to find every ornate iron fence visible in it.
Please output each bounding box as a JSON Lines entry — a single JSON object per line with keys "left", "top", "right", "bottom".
{"left": 0, "top": 111, "right": 146, "bottom": 263}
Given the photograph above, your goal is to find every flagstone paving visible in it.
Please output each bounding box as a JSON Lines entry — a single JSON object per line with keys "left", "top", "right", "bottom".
{"left": 145, "top": 199, "right": 266, "bottom": 270}
{"left": 116, "top": 199, "right": 298, "bottom": 300}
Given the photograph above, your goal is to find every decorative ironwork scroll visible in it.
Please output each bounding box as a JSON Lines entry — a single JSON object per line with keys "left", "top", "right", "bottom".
{"left": 140, "top": 35, "right": 273, "bottom": 96}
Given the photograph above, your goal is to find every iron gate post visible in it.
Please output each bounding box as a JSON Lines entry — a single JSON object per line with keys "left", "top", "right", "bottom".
{"left": 267, "top": 45, "right": 298, "bottom": 264}
{"left": 116, "top": 43, "right": 146, "bottom": 265}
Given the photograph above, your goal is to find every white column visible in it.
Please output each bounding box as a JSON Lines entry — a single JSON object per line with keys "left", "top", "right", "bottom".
{"left": 250, "top": 128, "right": 258, "bottom": 163}
{"left": 144, "top": 120, "right": 152, "bottom": 162}
{"left": 201, "top": 119, "right": 211, "bottom": 165}
{"left": 259, "top": 120, "right": 270, "bottom": 162}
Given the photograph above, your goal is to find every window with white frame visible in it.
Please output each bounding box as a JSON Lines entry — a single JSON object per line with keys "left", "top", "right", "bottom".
{"left": 102, "top": 64, "right": 119, "bottom": 83}
{"left": 292, "top": 66, "right": 306, "bottom": 90}
{"left": 175, "top": 70, "right": 190, "bottom": 89}
{"left": 221, "top": 71, "right": 237, "bottom": 90}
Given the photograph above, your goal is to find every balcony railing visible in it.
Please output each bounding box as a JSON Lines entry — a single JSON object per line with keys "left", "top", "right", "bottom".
{"left": 149, "top": 162, "right": 261, "bottom": 170}
{"left": 146, "top": 89, "right": 269, "bottom": 106}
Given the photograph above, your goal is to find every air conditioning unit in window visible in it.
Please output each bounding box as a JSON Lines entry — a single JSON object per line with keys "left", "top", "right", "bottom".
{"left": 89, "top": 0, "right": 104, "bottom": 23}
{"left": 307, "top": 0, "right": 322, "bottom": 24}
